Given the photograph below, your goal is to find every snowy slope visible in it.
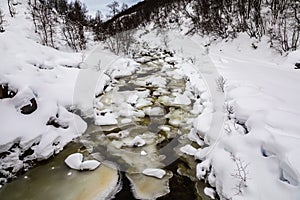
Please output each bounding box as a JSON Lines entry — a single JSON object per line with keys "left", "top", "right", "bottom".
{"left": 206, "top": 34, "right": 300, "bottom": 200}
{"left": 137, "top": 25, "right": 300, "bottom": 199}
{"left": 0, "top": 0, "right": 87, "bottom": 183}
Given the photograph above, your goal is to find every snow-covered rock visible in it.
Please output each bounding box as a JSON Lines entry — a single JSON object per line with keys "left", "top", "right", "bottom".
{"left": 65, "top": 153, "right": 101, "bottom": 171}
{"left": 204, "top": 187, "right": 216, "bottom": 199}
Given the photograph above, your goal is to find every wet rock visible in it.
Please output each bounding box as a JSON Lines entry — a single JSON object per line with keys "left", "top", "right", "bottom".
{"left": 0, "top": 84, "right": 17, "bottom": 99}
{"left": 47, "top": 116, "right": 68, "bottom": 129}
{"left": 20, "top": 98, "right": 37, "bottom": 115}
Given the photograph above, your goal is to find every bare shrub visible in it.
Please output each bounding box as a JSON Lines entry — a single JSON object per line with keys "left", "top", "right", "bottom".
{"left": 105, "top": 30, "right": 136, "bottom": 55}
{"left": 216, "top": 76, "right": 226, "bottom": 93}
{"left": 231, "top": 156, "right": 250, "bottom": 195}
{"left": 8, "top": 0, "right": 16, "bottom": 17}
{"left": 0, "top": 8, "right": 4, "bottom": 32}
{"left": 161, "top": 33, "right": 170, "bottom": 49}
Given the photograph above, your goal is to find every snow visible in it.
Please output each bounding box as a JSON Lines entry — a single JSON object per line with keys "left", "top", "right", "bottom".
{"left": 80, "top": 160, "right": 101, "bottom": 171}
{"left": 94, "top": 111, "right": 118, "bottom": 126}
{"left": 144, "top": 107, "right": 165, "bottom": 116}
{"left": 174, "top": 92, "right": 192, "bottom": 105}
{"left": 204, "top": 187, "right": 216, "bottom": 199}
{"left": 64, "top": 153, "right": 101, "bottom": 171}
{"left": 129, "top": 136, "right": 146, "bottom": 147}
{"left": 2, "top": 1, "right": 300, "bottom": 199}
{"left": 142, "top": 168, "right": 166, "bottom": 179}
{"left": 180, "top": 144, "right": 197, "bottom": 156}
{"left": 137, "top": 25, "right": 300, "bottom": 199}
{"left": 64, "top": 153, "right": 83, "bottom": 170}
{"left": 0, "top": 0, "right": 139, "bottom": 183}
{"left": 141, "top": 150, "right": 148, "bottom": 156}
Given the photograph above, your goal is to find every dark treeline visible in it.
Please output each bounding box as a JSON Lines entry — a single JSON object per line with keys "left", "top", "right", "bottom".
{"left": 102, "top": 0, "right": 300, "bottom": 52}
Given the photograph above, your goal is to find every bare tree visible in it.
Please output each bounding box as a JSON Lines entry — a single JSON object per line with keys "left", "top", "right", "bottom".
{"left": 0, "top": 8, "right": 4, "bottom": 32}
{"left": 7, "top": 0, "right": 16, "bottom": 17}
{"left": 216, "top": 75, "right": 226, "bottom": 93}
{"left": 121, "top": 2, "right": 128, "bottom": 12}
{"left": 107, "top": 1, "right": 120, "bottom": 18}
{"left": 28, "top": 0, "right": 56, "bottom": 47}
{"left": 105, "top": 29, "right": 136, "bottom": 55}
{"left": 231, "top": 156, "right": 250, "bottom": 195}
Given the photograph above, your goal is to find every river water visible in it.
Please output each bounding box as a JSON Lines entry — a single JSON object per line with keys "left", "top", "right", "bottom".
{"left": 0, "top": 51, "right": 213, "bottom": 200}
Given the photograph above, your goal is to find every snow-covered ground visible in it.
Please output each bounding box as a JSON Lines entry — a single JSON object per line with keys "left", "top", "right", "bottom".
{"left": 205, "top": 34, "right": 300, "bottom": 200}
{"left": 136, "top": 25, "right": 300, "bottom": 199}
{"left": 1, "top": 1, "right": 300, "bottom": 199}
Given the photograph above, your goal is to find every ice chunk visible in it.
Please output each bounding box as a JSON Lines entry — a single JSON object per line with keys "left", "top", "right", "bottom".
{"left": 144, "top": 107, "right": 164, "bottom": 116}
{"left": 142, "top": 168, "right": 166, "bottom": 179}
{"left": 80, "top": 160, "right": 101, "bottom": 171}
{"left": 65, "top": 153, "right": 100, "bottom": 171}
{"left": 127, "top": 172, "right": 172, "bottom": 199}
{"left": 95, "top": 112, "right": 118, "bottom": 126}
{"left": 131, "top": 136, "right": 146, "bottom": 147}
{"left": 180, "top": 144, "right": 197, "bottom": 156}
{"left": 64, "top": 153, "right": 83, "bottom": 170}
{"left": 174, "top": 92, "right": 191, "bottom": 105}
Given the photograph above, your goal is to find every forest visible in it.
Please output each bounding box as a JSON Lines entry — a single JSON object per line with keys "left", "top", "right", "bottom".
{"left": 0, "top": 0, "right": 298, "bottom": 52}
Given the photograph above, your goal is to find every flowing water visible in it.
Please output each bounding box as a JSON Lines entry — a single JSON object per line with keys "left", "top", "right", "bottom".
{"left": 0, "top": 52, "right": 213, "bottom": 200}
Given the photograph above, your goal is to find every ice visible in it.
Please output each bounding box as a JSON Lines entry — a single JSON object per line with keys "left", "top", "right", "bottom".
{"left": 107, "top": 130, "right": 130, "bottom": 140}
{"left": 80, "top": 160, "right": 101, "bottom": 171}
{"left": 174, "top": 92, "right": 191, "bottom": 105}
{"left": 127, "top": 173, "right": 172, "bottom": 199}
{"left": 180, "top": 144, "right": 198, "bottom": 156}
{"left": 142, "top": 168, "right": 166, "bottom": 179}
{"left": 64, "top": 153, "right": 83, "bottom": 170}
{"left": 121, "top": 118, "right": 132, "bottom": 124}
{"left": 65, "top": 153, "right": 101, "bottom": 171}
{"left": 94, "top": 112, "right": 118, "bottom": 126}
{"left": 141, "top": 150, "right": 148, "bottom": 156}
{"left": 144, "top": 107, "right": 165, "bottom": 116}
{"left": 130, "top": 136, "right": 146, "bottom": 147}
{"left": 159, "top": 125, "right": 171, "bottom": 132}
